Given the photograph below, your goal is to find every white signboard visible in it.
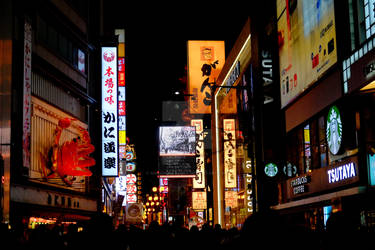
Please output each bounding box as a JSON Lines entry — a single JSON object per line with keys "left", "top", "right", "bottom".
{"left": 101, "top": 47, "right": 118, "bottom": 176}
{"left": 223, "top": 119, "right": 236, "bottom": 188}
{"left": 191, "top": 119, "right": 205, "bottom": 188}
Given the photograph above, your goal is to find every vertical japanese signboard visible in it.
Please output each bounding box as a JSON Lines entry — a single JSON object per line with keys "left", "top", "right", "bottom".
{"left": 126, "top": 173, "right": 137, "bottom": 203}
{"left": 23, "top": 21, "right": 32, "bottom": 173}
{"left": 101, "top": 47, "right": 118, "bottom": 177}
{"left": 188, "top": 41, "right": 225, "bottom": 114}
{"left": 191, "top": 119, "right": 205, "bottom": 188}
{"left": 116, "top": 29, "right": 126, "bottom": 160}
{"left": 223, "top": 119, "right": 236, "bottom": 188}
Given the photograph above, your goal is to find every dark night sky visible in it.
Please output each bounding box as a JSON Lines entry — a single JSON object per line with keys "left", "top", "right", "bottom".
{"left": 102, "top": 2, "right": 270, "bottom": 190}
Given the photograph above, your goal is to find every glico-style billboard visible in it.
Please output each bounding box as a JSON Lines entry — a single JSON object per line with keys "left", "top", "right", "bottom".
{"left": 277, "top": 0, "right": 337, "bottom": 108}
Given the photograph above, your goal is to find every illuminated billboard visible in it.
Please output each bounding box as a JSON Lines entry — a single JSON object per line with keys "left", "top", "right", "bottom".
{"left": 159, "top": 126, "right": 196, "bottom": 156}
{"left": 277, "top": 0, "right": 337, "bottom": 107}
{"left": 223, "top": 119, "right": 236, "bottom": 188}
{"left": 101, "top": 46, "right": 118, "bottom": 177}
{"left": 188, "top": 41, "right": 225, "bottom": 114}
{"left": 159, "top": 126, "right": 196, "bottom": 178}
{"left": 191, "top": 119, "right": 205, "bottom": 188}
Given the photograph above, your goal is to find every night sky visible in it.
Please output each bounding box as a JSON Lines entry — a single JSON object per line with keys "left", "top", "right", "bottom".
{"left": 102, "top": 2, "right": 270, "bottom": 190}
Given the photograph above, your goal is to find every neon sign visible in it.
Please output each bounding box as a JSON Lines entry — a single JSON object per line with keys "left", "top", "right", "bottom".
{"left": 327, "top": 162, "right": 356, "bottom": 184}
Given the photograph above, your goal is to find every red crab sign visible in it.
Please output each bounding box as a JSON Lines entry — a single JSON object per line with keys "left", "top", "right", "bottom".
{"left": 41, "top": 118, "right": 95, "bottom": 186}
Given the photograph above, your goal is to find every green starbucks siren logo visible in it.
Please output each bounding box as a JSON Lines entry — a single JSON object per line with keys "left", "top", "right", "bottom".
{"left": 326, "top": 105, "right": 342, "bottom": 155}
{"left": 264, "top": 163, "right": 278, "bottom": 177}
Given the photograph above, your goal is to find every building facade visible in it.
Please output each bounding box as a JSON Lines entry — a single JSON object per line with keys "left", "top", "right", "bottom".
{"left": 273, "top": 0, "right": 375, "bottom": 232}
{"left": 0, "top": 0, "right": 102, "bottom": 227}
{"left": 211, "top": 4, "right": 281, "bottom": 227}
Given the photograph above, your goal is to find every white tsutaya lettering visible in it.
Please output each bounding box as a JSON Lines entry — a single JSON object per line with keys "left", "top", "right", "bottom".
{"left": 327, "top": 162, "right": 356, "bottom": 184}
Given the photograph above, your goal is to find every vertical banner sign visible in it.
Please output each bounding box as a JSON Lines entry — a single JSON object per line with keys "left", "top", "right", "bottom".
{"left": 191, "top": 119, "right": 205, "bottom": 188}
{"left": 101, "top": 47, "right": 118, "bottom": 176}
{"left": 116, "top": 29, "right": 127, "bottom": 160}
{"left": 22, "top": 21, "right": 32, "bottom": 173}
{"left": 188, "top": 41, "right": 225, "bottom": 114}
{"left": 223, "top": 119, "right": 236, "bottom": 188}
{"left": 243, "top": 158, "right": 253, "bottom": 214}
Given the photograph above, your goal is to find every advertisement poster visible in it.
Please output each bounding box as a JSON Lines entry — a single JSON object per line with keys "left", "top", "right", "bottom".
{"left": 188, "top": 41, "right": 225, "bottom": 114}
{"left": 277, "top": 0, "right": 337, "bottom": 107}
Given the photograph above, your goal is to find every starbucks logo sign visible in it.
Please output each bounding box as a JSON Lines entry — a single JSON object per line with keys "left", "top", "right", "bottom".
{"left": 264, "top": 163, "right": 278, "bottom": 177}
{"left": 326, "top": 106, "right": 342, "bottom": 155}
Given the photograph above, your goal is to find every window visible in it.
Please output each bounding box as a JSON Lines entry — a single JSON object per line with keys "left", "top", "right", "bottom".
{"left": 348, "top": 0, "right": 374, "bottom": 50}
{"left": 37, "top": 17, "right": 87, "bottom": 75}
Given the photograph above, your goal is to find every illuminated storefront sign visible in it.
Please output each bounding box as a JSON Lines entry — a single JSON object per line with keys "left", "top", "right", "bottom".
{"left": 115, "top": 176, "right": 127, "bottom": 196}
{"left": 223, "top": 119, "right": 236, "bottom": 188}
{"left": 192, "top": 191, "right": 207, "bottom": 210}
{"left": 264, "top": 162, "right": 278, "bottom": 177}
{"left": 369, "top": 154, "right": 375, "bottom": 186}
{"left": 101, "top": 46, "right": 118, "bottom": 177}
{"left": 327, "top": 162, "right": 356, "bottom": 184}
{"left": 159, "top": 177, "right": 168, "bottom": 193}
{"left": 224, "top": 190, "right": 238, "bottom": 208}
{"left": 188, "top": 41, "right": 225, "bottom": 114}
{"left": 191, "top": 119, "right": 205, "bottom": 188}
{"left": 290, "top": 175, "right": 311, "bottom": 194}
{"left": 244, "top": 159, "right": 253, "bottom": 213}
{"left": 285, "top": 157, "right": 359, "bottom": 200}
{"left": 126, "top": 173, "right": 137, "bottom": 203}
{"left": 326, "top": 105, "right": 342, "bottom": 155}
{"left": 23, "top": 21, "right": 32, "bottom": 172}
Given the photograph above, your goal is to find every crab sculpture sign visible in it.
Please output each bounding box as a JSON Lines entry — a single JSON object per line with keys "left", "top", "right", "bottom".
{"left": 41, "top": 118, "right": 95, "bottom": 186}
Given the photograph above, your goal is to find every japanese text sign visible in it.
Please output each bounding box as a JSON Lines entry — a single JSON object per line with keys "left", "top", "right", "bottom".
{"left": 102, "top": 47, "right": 118, "bottom": 176}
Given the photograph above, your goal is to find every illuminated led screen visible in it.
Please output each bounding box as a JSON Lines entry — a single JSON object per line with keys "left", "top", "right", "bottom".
{"left": 159, "top": 126, "right": 196, "bottom": 157}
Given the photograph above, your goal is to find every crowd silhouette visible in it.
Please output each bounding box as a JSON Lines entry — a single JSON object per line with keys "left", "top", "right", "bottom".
{"left": 1, "top": 210, "right": 373, "bottom": 249}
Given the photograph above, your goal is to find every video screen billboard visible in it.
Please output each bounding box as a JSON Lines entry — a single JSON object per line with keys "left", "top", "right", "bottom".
{"left": 158, "top": 126, "right": 196, "bottom": 178}
{"left": 159, "top": 126, "right": 196, "bottom": 156}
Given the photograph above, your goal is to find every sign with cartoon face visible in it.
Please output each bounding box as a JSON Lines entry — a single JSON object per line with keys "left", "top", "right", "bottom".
{"left": 326, "top": 105, "right": 342, "bottom": 155}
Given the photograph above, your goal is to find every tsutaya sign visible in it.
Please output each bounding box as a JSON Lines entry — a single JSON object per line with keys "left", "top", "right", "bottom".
{"left": 327, "top": 162, "right": 356, "bottom": 184}
{"left": 285, "top": 157, "right": 359, "bottom": 200}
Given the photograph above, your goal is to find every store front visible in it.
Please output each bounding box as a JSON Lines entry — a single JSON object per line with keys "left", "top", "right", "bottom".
{"left": 274, "top": 95, "right": 375, "bottom": 231}
{"left": 211, "top": 19, "right": 254, "bottom": 228}
{"left": 10, "top": 73, "right": 98, "bottom": 228}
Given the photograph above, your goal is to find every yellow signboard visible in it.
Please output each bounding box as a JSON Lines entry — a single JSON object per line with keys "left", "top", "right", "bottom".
{"left": 188, "top": 41, "right": 225, "bottom": 114}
